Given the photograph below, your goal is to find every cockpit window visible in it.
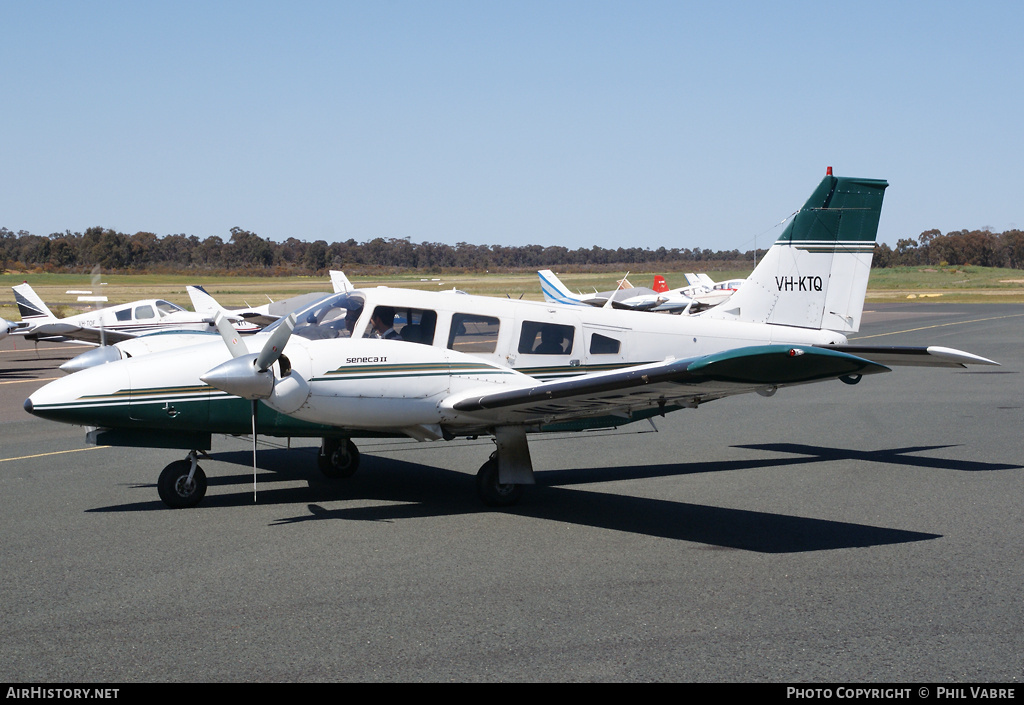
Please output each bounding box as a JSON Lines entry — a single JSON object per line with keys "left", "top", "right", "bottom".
{"left": 284, "top": 292, "right": 367, "bottom": 340}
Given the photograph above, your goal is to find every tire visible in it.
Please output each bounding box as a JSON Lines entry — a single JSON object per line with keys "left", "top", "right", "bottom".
{"left": 157, "top": 460, "right": 207, "bottom": 509}
{"left": 318, "top": 438, "right": 360, "bottom": 478}
{"left": 476, "top": 453, "right": 523, "bottom": 507}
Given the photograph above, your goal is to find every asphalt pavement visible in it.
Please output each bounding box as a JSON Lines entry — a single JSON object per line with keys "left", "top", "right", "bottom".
{"left": 1, "top": 303, "right": 1021, "bottom": 682}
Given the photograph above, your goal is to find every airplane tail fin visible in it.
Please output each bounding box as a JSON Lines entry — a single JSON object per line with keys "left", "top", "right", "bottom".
{"left": 700, "top": 169, "right": 887, "bottom": 333}
{"left": 186, "top": 285, "right": 223, "bottom": 314}
{"left": 13, "top": 283, "right": 57, "bottom": 322}
{"left": 653, "top": 275, "right": 669, "bottom": 293}
{"left": 330, "top": 270, "right": 354, "bottom": 293}
{"left": 538, "top": 270, "right": 583, "bottom": 306}
{"left": 695, "top": 274, "right": 716, "bottom": 288}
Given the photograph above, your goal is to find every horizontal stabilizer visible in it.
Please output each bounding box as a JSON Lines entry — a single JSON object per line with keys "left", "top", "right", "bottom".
{"left": 818, "top": 345, "right": 999, "bottom": 368}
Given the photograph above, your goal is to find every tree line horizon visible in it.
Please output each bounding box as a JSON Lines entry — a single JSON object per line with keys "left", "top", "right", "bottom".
{"left": 3, "top": 225, "right": 1023, "bottom": 276}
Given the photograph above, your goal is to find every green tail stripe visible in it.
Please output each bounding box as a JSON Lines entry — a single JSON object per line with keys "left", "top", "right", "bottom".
{"left": 777, "top": 175, "right": 888, "bottom": 245}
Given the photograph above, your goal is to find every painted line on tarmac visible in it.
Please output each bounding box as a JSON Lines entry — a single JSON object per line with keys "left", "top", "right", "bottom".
{"left": 0, "top": 345, "right": 81, "bottom": 355}
{"left": 0, "top": 377, "right": 61, "bottom": 385}
{"left": 851, "top": 312, "right": 1024, "bottom": 340}
{"left": 0, "top": 446, "right": 109, "bottom": 464}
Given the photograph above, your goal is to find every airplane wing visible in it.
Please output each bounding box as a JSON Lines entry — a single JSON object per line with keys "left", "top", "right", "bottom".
{"left": 24, "top": 322, "right": 137, "bottom": 345}
{"left": 817, "top": 345, "right": 999, "bottom": 368}
{"left": 444, "top": 345, "right": 889, "bottom": 427}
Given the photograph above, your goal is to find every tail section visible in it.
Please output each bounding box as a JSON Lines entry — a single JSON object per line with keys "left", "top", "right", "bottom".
{"left": 653, "top": 275, "right": 669, "bottom": 293}
{"left": 13, "top": 283, "right": 57, "bottom": 322}
{"left": 538, "top": 270, "right": 585, "bottom": 306}
{"left": 330, "top": 270, "right": 354, "bottom": 293}
{"left": 186, "top": 285, "right": 223, "bottom": 314}
{"left": 700, "top": 169, "right": 887, "bottom": 333}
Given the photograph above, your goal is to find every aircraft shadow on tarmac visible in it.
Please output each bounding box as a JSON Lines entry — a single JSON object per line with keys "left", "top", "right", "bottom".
{"left": 89, "top": 441, "right": 1021, "bottom": 553}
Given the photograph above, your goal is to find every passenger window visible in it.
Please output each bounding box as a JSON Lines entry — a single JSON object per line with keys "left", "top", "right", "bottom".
{"left": 448, "top": 313, "right": 500, "bottom": 353}
{"left": 519, "top": 321, "right": 574, "bottom": 355}
{"left": 134, "top": 305, "right": 155, "bottom": 320}
{"left": 364, "top": 306, "right": 437, "bottom": 344}
{"left": 589, "top": 333, "right": 621, "bottom": 355}
{"left": 115, "top": 309, "right": 132, "bottom": 322}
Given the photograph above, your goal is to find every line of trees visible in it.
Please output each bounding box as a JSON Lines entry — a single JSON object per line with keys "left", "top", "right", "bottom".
{"left": 873, "top": 229, "right": 1024, "bottom": 269}
{"left": 2, "top": 225, "right": 1022, "bottom": 276}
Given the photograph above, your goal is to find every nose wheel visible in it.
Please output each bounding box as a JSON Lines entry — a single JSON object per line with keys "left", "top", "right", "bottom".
{"left": 157, "top": 452, "right": 208, "bottom": 508}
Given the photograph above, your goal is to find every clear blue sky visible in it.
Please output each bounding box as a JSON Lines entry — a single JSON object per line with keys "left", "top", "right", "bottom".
{"left": 2, "top": 0, "right": 1021, "bottom": 252}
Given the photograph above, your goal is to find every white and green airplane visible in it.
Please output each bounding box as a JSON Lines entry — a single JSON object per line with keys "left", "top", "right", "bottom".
{"left": 24, "top": 170, "right": 997, "bottom": 509}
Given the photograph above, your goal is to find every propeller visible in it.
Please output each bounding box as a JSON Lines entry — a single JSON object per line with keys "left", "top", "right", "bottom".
{"left": 201, "top": 312, "right": 297, "bottom": 502}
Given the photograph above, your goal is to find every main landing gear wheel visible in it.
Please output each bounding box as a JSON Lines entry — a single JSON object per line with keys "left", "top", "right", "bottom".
{"left": 476, "top": 452, "right": 523, "bottom": 507}
{"left": 157, "top": 459, "right": 207, "bottom": 509}
{"left": 318, "top": 438, "right": 360, "bottom": 478}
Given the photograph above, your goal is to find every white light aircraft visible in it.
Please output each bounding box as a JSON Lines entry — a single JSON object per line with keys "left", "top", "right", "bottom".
{"left": 678, "top": 273, "right": 745, "bottom": 307}
{"left": 538, "top": 270, "right": 694, "bottom": 312}
{"left": 24, "top": 170, "right": 997, "bottom": 509}
{"left": 187, "top": 269, "right": 355, "bottom": 326}
{"left": 10, "top": 282, "right": 260, "bottom": 346}
{"left": 58, "top": 271, "right": 355, "bottom": 374}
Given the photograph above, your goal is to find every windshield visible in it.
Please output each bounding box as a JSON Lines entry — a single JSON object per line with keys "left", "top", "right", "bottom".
{"left": 156, "top": 300, "right": 184, "bottom": 316}
{"left": 264, "top": 291, "right": 366, "bottom": 340}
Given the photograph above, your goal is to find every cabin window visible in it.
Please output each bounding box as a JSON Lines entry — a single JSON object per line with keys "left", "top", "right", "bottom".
{"left": 519, "top": 321, "right": 574, "bottom": 355}
{"left": 134, "top": 305, "right": 155, "bottom": 320}
{"left": 115, "top": 309, "right": 132, "bottom": 322}
{"left": 448, "top": 313, "right": 500, "bottom": 353}
{"left": 589, "top": 333, "right": 621, "bottom": 355}
{"left": 364, "top": 306, "right": 437, "bottom": 344}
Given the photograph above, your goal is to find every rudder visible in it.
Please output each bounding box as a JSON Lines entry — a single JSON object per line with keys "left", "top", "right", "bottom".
{"left": 701, "top": 169, "right": 888, "bottom": 332}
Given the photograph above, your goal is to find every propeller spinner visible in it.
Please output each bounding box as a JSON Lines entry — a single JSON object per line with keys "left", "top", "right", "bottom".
{"left": 200, "top": 313, "right": 296, "bottom": 400}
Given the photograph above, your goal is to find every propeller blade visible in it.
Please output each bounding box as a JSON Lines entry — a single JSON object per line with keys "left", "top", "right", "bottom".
{"left": 255, "top": 313, "right": 296, "bottom": 372}
{"left": 214, "top": 312, "right": 249, "bottom": 358}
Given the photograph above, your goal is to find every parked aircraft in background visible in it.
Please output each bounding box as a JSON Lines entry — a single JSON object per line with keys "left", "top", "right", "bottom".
{"left": 60, "top": 272, "right": 354, "bottom": 374}
{"left": 538, "top": 269, "right": 694, "bottom": 312}
{"left": 25, "top": 170, "right": 997, "bottom": 511}
{"left": 10, "top": 282, "right": 260, "bottom": 346}
{"left": 647, "top": 273, "right": 745, "bottom": 309}
{"left": 679, "top": 273, "right": 745, "bottom": 307}
{"left": 187, "top": 270, "right": 357, "bottom": 328}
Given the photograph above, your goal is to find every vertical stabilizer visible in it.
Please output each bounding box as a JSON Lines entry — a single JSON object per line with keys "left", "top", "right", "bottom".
{"left": 538, "top": 270, "right": 584, "bottom": 306}
{"left": 186, "top": 285, "right": 223, "bottom": 314}
{"left": 13, "top": 283, "right": 56, "bottom": 322}
{"left": 330, "top": 270, "right": 354, "bottom": 293}
{"left": 700, "top": 170, "right": 887, "bottom": 332}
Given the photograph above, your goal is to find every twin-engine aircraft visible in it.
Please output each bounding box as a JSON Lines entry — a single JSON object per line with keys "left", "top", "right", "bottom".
{"left": 10, "top": 281, "right": 260, "bottom": 346}
{"left": 24, "top": 170, "right": 997, "bottom": 509}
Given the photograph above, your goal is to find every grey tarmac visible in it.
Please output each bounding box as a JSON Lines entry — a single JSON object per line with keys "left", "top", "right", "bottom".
{"left": 1, "top": 303, "right": 1021, "bottom": 682}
